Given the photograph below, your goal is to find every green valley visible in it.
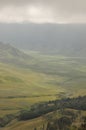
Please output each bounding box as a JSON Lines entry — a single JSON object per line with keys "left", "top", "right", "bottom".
{"left": 0, "top": 43, "right": 86, "bottom": 130}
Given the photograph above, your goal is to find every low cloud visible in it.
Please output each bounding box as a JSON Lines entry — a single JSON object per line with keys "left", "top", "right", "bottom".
{"left": 0, "top": 0, "right": 86, "bottom": 23}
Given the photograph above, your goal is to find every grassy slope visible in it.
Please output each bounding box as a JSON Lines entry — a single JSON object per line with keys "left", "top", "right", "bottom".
{"left": 0, "top": 62, "right": 61, "bottom": 117}
{"left": 0, "top": 52, "right": 86, "bottom": 118}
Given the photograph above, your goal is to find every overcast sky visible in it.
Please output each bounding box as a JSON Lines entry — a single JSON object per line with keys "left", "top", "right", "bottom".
{"left": 0, "top": 0, "right": 86, "bottom": 24}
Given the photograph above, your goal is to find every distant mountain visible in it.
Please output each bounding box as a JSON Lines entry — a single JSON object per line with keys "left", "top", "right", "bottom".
{"left": 0, "top": 24, "right": 86, "bottom": 57}
{"left": 0, "top": 42, "right": 32, "bottom": 67}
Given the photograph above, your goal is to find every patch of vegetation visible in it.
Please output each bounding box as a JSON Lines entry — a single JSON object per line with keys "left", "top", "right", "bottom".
{"left": 0, "top": 96, "right": 86, "bottom": 128}
{"left": 0, "top": 114, "right": 16, "bottom": 127}
{"left": 18, "top": 96, "right": 86, "bottom": 121}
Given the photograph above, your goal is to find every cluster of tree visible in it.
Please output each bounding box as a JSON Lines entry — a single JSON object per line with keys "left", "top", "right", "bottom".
{"left": 78, "top": 116, "right": 86, "bottom": 130}
{"left": 19, "top": 96, "right": 86, "bottom": 121}
{"left": 46, "top": 116, "right": 86, "bottom": 130}
{"left": 52, "top": 96, "right": 86, "bottom": 110}
{"left": 59, "top": 109, "right": 79, "bottom": 122}
{"left": 0, "top": 114, "right": 15, "bottom": 127}
{"left": 18, "top": 105, "right": 55, "bottom": 120}
{"left": 46, "top": 116, "right": 72, "bottom": 130}
{"left": 33, "top": 114, "right": 86, "bottom": 130}
{"left": 0, "top": 96, "right": 86, "bottom": 127}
